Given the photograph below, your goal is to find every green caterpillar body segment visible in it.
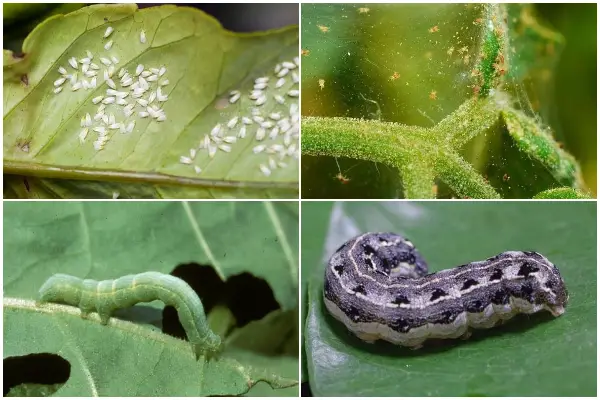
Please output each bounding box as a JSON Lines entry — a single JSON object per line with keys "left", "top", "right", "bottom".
{"left": 39, "top": 272, "right": 222, "bottom": 359}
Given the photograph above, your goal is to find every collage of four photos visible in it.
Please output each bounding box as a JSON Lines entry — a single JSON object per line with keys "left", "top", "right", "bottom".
{"left": 2, "top": 2, "right": 597, "bottom": 398}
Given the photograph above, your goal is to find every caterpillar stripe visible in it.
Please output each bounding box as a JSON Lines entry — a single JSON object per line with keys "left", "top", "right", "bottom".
{"left": 324, "top": 233, "right": 568, "bottom": 348}
{"left": 38, "top": 272, "right": 221, "bottom": 359}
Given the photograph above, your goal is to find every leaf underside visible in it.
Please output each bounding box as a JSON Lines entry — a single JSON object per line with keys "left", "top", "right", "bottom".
{"left": 4, "top": 4, "right": 299, "bottom": 199}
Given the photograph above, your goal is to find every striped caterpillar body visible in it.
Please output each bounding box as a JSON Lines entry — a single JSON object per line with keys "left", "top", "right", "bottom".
{"left": 324, "top": 233, "right": 568, "bottom": 348}
{"left": 38, "top": 272, "right": 222, "bottom": 359}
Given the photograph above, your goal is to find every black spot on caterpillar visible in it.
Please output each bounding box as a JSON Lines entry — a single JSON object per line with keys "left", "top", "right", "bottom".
{"left": 38, "top": 272, "right": 222, "bottom": 359}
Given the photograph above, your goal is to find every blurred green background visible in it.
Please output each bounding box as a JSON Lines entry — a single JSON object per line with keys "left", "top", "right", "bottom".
{"left": 301, "top": 4, "right": 596, "bottom": 198}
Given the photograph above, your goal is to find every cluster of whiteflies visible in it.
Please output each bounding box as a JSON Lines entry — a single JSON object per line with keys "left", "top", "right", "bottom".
{"left": 179, "top": 57, "right": 300, "bottom": 177}
{"left": 53, "top": 25, "right": 168, "bottom": 151}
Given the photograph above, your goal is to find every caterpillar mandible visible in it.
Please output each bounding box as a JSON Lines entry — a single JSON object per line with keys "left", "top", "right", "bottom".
{"left": 38, "top": 272, "right": 222, "bottom": 359}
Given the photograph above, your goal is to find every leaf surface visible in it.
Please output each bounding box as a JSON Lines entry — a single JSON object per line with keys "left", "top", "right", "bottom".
{"left": 4, "top": 4, "right": 299, "bottom": 198}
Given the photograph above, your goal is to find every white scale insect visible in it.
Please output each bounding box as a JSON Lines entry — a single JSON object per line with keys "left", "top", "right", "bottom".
{"left": 324, "top": 232, "right": 568, "bottom": 348}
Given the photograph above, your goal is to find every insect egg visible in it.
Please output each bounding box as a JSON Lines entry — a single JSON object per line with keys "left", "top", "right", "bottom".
{"left": 54, "top": 77, "right": 66, "bottom": 87}
{"left": 275, "top": 78, "right": 286, "bottom": 88}
{"left": 194, "top": 166, "right": 202, "bottom": 174}
{"left": 160, "top": 79, "right": 169, "bottom": 86}
{"left": 53, "top": 87, "right": 63, "bottom": 94}
{"left": 242, "top": 117, "right": 252, "bottom": 125}
{"left": 90, "top": 62, "right": 100, "bottom": 70}
{"left": 104, "top": 26, "right": 114, "bottom": 38}
{"left": 111, "top": 56, "right": 119, "bottom": 64}
{"left": 229, "top": 92, "right": 240, "bottom": 103}
{"left": 69, "top": 57, "right": 78, "bottom": 69}
{"left": 140, "top": 29, "right": 147, "bottom": 44}
{"left": 292, "top": 72, "right": 299, "bottom": 83}
{"left": 180, "top": 156, "right": 192, "bottom": 164}
{"left": 104, "top": 40, "right": 113, "bottom": 50}
{"left": 108, "top": 65, "right": 115, "bottom": 77}
{"left": 269, "top": 112, "right": 281, "bottom": 120}
{"left": 102, "top": 96, "right": 115, "bottom": 104}
{"left": 137, "top": 98, "right": 148, "bottom": 107}
{"left": 141, "top": 70, "right": 152, "bottom": 78}
{"left": 148, "top": 91, "right": 156, "bottom": 103}
{"left": 274, "top": 64, "right": 282, "bottom": 73}
{"left": 255, "top": 77, "right": 269, "bottom": 84}
{"left": 287, "top": 90, "right": 299, "bottom": 97}
{"left": 90, "top": 77, "right": 97, "bottom": 88}
{"left": 277, "top": 68, "right": 289, "bottom": 78}
{"left": 282, "top": 61, "right": 296, "bottom": 69}
{"left": 238, "top": 126, "right": 247, "bottom": 138}
{"left": 159, "top": 66, "right": 166, "bottom": 76}
{"left": 58, "top": 66, "right": 67, "bottom": 75}
{"left": 147, "top": 75, "right": 158, "bottom": 82}
{"left": 223, "top": 136, "right": 236, "bottom": 144}
{"left": 135, "top": 64, "right": 144, "bottom": 76}
{"left": 253, "top": 144, "right": 266, "bottom": 154}
{"left": 218, "top": 144, "right": 232, "bottom": 153}
{"left": 100, "top": 57, "right": 111, "bottom": 66}
{"left": 107, "top": 79, "right": 116, "bottom": 90}
{"left": 71, "top": 82, "right": 82, "bottom": 91}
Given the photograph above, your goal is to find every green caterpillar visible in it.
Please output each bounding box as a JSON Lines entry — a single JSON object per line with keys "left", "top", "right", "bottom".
{"left": 38, "top": 272, "right": 222, "bottom": 359}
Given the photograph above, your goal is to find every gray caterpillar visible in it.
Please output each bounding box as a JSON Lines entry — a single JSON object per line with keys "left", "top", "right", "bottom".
{"left": 39, "top": 272, "right": 222, "bottom": 359}
{"left": 324, "top": 232, "right": 568, "bottom": 348}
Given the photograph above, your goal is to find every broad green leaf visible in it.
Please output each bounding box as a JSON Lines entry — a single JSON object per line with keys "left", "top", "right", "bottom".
{"left": 4, "top": 4, "right": 299, "bottom": 199}
{"left": 302, "top": 201, "right": 596, "bottom": 396}
{"left": 4, "top": 201, "right": 299, "bottom": 396}
{"left": 300, "top": 4, "right": 592, "bottom": 199}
